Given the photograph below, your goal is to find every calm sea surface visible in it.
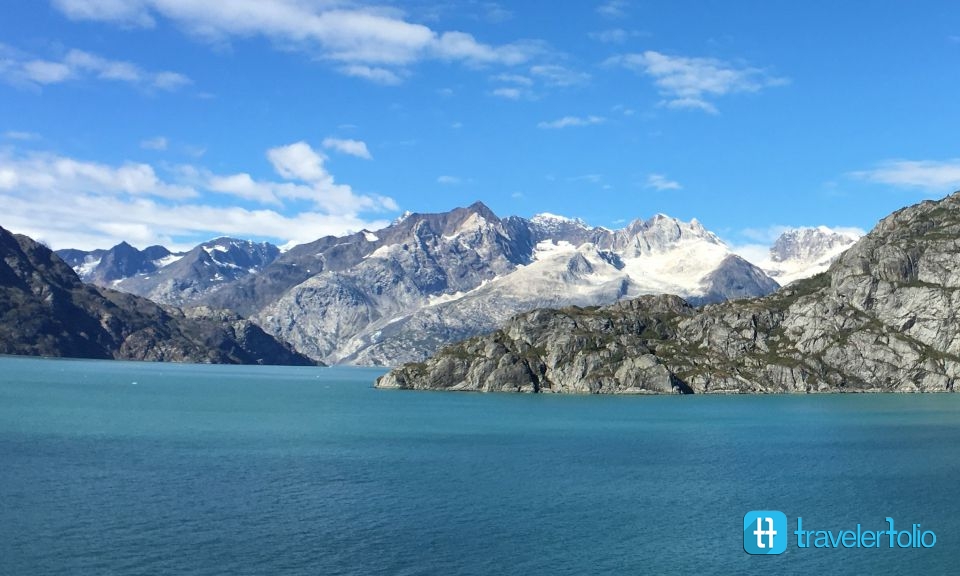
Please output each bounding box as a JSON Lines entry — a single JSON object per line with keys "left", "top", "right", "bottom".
{"left": 1, "top": 355, "right": 958, "bottom": 575}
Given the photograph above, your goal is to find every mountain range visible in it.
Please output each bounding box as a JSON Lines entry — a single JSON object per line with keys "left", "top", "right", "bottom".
{"left": 0, "top": 226, "right": 316, "bottom": 365}
{"left": 377, "top": 192, "right": 960, "bottom": 393}
{"left": 51, "top": 202, "right": 856, "bottom": 365}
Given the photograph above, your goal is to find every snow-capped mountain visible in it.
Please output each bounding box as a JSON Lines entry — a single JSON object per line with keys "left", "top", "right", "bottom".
{"left": 57, "top": 238, "right": 279, "bottom": 305}
{"left": 249, "top": 202, "right": 778, "bottom": 364}
{"left": 757, "top": 226, "right": 861, "bottom": 286}
{"left": 117, "top": 238, "right": 280, "bottom": 305}
{"left": 57, "top": 242, "right": 182, "bottom": 284}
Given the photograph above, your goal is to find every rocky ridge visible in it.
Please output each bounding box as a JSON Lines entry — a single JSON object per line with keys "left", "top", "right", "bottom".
{"left": 377, "top": 192, "right": 960, "bottom": 393}
{"left": 0, "top": 226, "right": 316, "bottom": 365}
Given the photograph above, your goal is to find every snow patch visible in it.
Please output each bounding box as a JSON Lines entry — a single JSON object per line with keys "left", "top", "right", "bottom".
{"left": 153, "top": 254, "right": 182, "bottom": 268}
{"left": 533, "top": 239, "right": 578, "bottom": 260}
{"left": 367, "top": 244, "right": 395, "bottom": 259}
{"left": 76, "top": 257, "right": 101, "bottom": 279}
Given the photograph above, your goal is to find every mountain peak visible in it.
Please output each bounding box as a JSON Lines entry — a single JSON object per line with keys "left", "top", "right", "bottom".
{"left": 465, "top": 200, "right": 497, "bottom": 220}
{"left": 769, "top": 226, "right": 861, "bottom": 264}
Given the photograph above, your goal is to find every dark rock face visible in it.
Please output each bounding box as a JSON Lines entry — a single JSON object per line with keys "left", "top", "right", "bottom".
{"left": 690, "top": 255, "right": 781, "bottom": 305}
{"left": 0, "top": 226, "right": 316, "bottom": 366}
{"left": 377, "top": 192, "right": 960, "bottom": 393}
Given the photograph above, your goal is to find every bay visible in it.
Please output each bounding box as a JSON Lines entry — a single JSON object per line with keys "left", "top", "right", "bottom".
{"left": 1, "top": 355, "right": 958, "bottom": 575}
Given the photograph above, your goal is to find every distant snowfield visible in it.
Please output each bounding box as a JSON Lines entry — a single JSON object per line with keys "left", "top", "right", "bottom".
{"left": 739, "top": 226, "right": 863, "bottom": 286}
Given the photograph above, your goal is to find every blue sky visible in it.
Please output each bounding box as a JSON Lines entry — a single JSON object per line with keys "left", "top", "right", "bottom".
{"left": 1, "top": 1, "right": 959, "bottom": 251}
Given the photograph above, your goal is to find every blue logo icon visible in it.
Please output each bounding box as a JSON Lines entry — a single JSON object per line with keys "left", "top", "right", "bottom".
{"left": 744, "top": 510, "right": 787, "bottom": 555}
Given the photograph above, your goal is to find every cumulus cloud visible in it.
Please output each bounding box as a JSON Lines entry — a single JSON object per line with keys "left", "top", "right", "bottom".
{"left": 608, "top": 50, "right": 787, "bottom": 114}
{"left": 644, "top": 173, "right": 682, "bottom": 191}
{"left": 0, "top": 142, "right": 398, "bottom": 249}
{"left": 322, "top": 137, "right": 372, "bottom": 160}
{"left": 537, "top": 115, "right": 605, "bottom": 129}
{"left": 0, "top": 152, "right": 196, "bottom": 199}
{"left": 0, "top": 45, "right": 190, "bottom": 91}
{"left": 851, "top": 159, "right": 960, "bottom": 192}
{"left": 50, "top": 0, "right": 543, "bottom": 84}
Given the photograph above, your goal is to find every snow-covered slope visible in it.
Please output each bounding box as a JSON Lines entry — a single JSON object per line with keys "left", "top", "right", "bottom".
{"left": 756, "top": 226, "right": 861, "bottom": 286}
{"left": 255, "top": 203, "right": 778, "bottom": 364}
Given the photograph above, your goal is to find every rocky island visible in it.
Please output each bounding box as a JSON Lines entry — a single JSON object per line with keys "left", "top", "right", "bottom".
{"left": 377, "top": 192, "right": 960, "bottom": 393}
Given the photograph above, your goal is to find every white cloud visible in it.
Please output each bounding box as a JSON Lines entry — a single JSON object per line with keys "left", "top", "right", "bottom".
{"left": 206, "top": 172, "right": 281, "bottom": 205}
{"left": 0, "top": 152, "right": 195, "bottom": 199}
{"left": 537, "top": 115, "right": 605, "bottom": 129}
{"left": 530, "top": 64, "right": 589, "bottom": 87}
{"left": 322, "top": 137, "right": 372, "bottom": 160}
{"left": 140, "top": 136, "right": 168, "bottom": 150}
{"left": 588, "top": 28, "right": 629, "bottom": 44}
{"left": 644, "top": 173, "right": 681, "bottom": 191}
{"left": 597, "top": 0, "right": 629, "bottom": 19}
{"left": 51, "top": 0, "right": 542, "bottom": 84}
{"left": 265, "top": 141, "right": 397, "bottom": 215}
{"left": 491, "top": 87, "right": 524, "bottom": 100}
{"left": 490, "top": 65, "right": 587, "bottom": 101}
{"left": 851, "top": 159, "right": 960, "bottom": 192}
{"left": 2, "top": 131, "right": 40, "bottom": 141}
{"left": 22, "top": 60, "right": 73, "bottom": 84}
{"left": 492, "top": 73, "right": 533, "bottom": 86}
{"left": 1, "top": 46, "right": 190, "bottom": 91}
{"left": 0, "top": 142, "right": 398, "bottom": 249}
{"left": 608, "top": 50, "right": 787, "bottom": 114}
{"left": 437, "top": 175, "right": 461, "bottom": 185}
{"left": 730, "top": 243, "right": 771, "bottom": 266}
{"left": 339, "top": 65, "right": 404, "bottom": 85}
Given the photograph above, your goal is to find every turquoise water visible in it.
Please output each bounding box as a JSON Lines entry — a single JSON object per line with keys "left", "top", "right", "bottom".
{"left": 1, "top": 356, "right": 958, "bottom": 575}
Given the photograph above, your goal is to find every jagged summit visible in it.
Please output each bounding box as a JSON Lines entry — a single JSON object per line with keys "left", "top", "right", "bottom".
{"left": 759, "top": 226, "right": 861, "bottom": 286}
{"left": 769, "top": 226, "right": 860, "bottom": 263}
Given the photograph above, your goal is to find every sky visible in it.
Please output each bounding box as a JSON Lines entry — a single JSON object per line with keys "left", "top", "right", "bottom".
{"left": 2, "top": 1, "right": 960, "bottom": 252}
